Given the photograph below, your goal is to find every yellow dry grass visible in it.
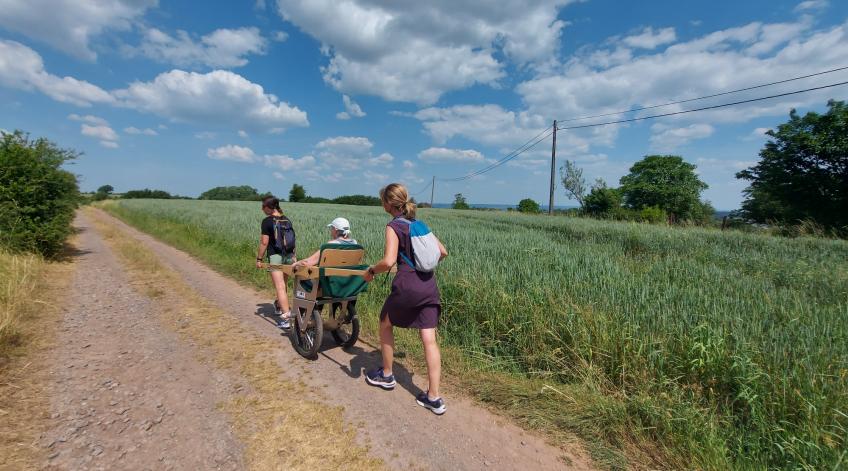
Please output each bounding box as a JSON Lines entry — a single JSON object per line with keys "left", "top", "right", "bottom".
{"left": 86, "top": 208, "right": 383, "bottom": 471}
{"left": 0, "top": 245, "right": 74, "bottom": 470}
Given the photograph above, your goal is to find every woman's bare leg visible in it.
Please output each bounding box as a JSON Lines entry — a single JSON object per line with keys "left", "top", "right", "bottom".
{"left": 270, "top": 271, "right": 289, "bottom": 314}
{"left": 379, "top": 314, "right": 395, "bottom": 375}
{"left": 420, "top": 328, "right": 441, "bottom": 398}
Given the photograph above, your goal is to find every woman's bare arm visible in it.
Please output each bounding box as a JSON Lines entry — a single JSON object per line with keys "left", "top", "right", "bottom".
{"left": 256, "top": 234, "right": 270, "bottom": 267}
{"left": 366, "top": 226, "right": 398, "bottom": 279}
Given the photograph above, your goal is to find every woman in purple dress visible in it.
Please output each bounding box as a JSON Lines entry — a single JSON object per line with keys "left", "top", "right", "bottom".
{"left": 363, "top": 183, "right": 448, "bottom": 415}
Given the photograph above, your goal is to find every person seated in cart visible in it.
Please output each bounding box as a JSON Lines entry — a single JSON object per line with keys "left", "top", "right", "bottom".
{"left": 290, "top": 217, "right": 358, "bottom": 274}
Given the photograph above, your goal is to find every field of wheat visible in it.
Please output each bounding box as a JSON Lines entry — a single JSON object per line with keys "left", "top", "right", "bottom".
{"left": 103, "top": 199, "right": 848, "bottom": 470}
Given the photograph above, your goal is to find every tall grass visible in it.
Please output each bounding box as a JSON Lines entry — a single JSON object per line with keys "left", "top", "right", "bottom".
{"left": 104, "top": 199, "right": 848, "bottom": 470}
{"left": 0, "top": 249, "right": 44, "bottom": 358}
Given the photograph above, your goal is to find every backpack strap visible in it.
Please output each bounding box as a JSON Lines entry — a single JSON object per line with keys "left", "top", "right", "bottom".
{"left": 388, "top": 218, "right": 415, "bottom": 269}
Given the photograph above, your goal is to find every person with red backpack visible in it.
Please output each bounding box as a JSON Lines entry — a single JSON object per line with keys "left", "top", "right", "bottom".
{"left": 363, "top": 183, "right": 449, "bottom": 414}
{"left": 256, "top": 196, "right": 296, "bottom": 329}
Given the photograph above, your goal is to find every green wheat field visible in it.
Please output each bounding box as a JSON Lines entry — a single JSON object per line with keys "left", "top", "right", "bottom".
{"left": 103, "top": 199, "right": 848, "bottom": 470}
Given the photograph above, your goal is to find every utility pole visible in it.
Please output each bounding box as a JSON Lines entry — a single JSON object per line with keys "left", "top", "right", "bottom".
{"left": 430, "top": 176, "right": 435, "bottom": 208}
{"left": 548, "top": 120, "right": 557, "bottom": 215}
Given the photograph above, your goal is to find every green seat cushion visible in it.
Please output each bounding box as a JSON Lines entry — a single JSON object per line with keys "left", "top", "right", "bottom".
{"left": 319, "top": 264, "right": 369, "bottom": 298}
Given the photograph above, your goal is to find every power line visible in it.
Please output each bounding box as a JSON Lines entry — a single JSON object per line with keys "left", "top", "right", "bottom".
{"left": 434, "top": 80, "right": 848, "bottom": 185}
{"left": 556, "top": 80, "right": 848, "bottom": 131}
{"left": 410, "top": 179, "right": 433, "bottom": 197}
{"left": 435, "top": 125, "right": 553, "bottom": 182}
{"left": 556, "top": 65, "right": 848, "bottom": 124}
{"left": 438, "top": 127, "right": 555, "bottom": 182}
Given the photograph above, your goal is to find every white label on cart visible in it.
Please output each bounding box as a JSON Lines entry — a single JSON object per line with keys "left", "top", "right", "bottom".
{"left": 295, "top": 290, "right": 306, "bottom": 299}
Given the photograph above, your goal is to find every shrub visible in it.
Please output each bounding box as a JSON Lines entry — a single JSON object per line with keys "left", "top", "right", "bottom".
{"left": 517, "top": 198, "right": 541, "bottom": 214}
{"left": 0, "top": 131, "right": 79, "bottom": 256}
{"left": 637, "top": 205, "right": 667, "bottom": 224}
{"left": 583, "top": 187, "right": 622, "bottom": 216}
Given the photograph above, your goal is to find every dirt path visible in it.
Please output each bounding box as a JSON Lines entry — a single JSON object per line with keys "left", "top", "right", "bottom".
{"left": 40, "top": 215, "right": 243, "bottom": 470}
{"left": 93, "top": 208, "right": 593, "bottom": 471}
{"left": 38, "top": 210, "right": 592, "bottom": 470}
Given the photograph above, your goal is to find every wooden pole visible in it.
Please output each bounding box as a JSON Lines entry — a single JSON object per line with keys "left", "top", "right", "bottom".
{"left": 430, "top": 175, "right": 435, "bottom": 208}
{"left": 549, "top": 120, "right": 557, "bottom": 215}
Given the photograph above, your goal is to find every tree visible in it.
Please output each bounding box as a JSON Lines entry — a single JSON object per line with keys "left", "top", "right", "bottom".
{"left": 332, "top": 194, "right": 381, "bottom": 206}
{"left": 452, "top": 193, "right": 470, "bottom": 210}
{"left": 93, "top": 184, "right": 114, "bottom": 201}
{"left": 0, "top": 131, "right": 79, "bottom": 256}
{"left": 123, "top": 189, "right": 173, "bottom": 199}
{"left": 736, "top": 100, "right": 848, "bottom": 233}
{"left": 199, "top": 185, "right": 262, "bottom": 201}
{"left": 289, "top": 184, "right": 306, "bottom": 203}
{"left": 517, "top": 198, "right": 541, "bottom": 214}
{"left": 583, "top": 187, "right": 622, "bottom": 216}
{"left": 619, "top": 155, "right": 708, "bottom": 220}
{"left": 560, "top": 160, "right": 587, "bottom": 207}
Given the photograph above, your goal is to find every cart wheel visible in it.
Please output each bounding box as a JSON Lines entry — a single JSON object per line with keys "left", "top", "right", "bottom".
{"left": 289, "top": 307, "right": 323, "bottom": 358}
{"left": 331, "top": 303, "right": 360, "bottom": 349}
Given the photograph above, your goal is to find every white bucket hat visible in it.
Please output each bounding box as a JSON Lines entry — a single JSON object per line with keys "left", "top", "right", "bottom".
{"left": 327, "top": 217, "right": 351, "bottom": 236}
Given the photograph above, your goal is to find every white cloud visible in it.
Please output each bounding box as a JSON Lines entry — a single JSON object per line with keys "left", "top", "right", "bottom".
{"left": 158, "top": 124, "right": 168, "bottom": 130}
{"left": 272, "top": 31, "right": 289, "bottom": 42}
{"left": 273, "top": 171, "right": 285, "bottom": 180}
{"left": 313, "top": 135, "right": 393, "bottom": 169}
{"left": 194, "top": 131, "right": 217, "bottom": 140}
{"left": 238, "top": 130, "right": 249, "bottom": 138}
{"left": 0, "top": 40, "right": 114, "bottom": 106}
{"left": 649, "top": 123, "right": 714, "bottom": 151}
{"left": 134, "top": 27, "right": 268, "bottom": 68}
{"left": 68, "top": 113, "right": 108, "bottom": 126}
{"left": 264, "top": 154, "right": 316, "bottom": 170}
{"left": 275, "top": 0, "right": 572, "bottom": 104}
{"left": 362, "top": 170, "right": 389, "bottom": 183}
{"left": 336, "top": 94, "right": 366, "bottom": 120}
{"left": 412, "top": 104, "right": 547, "bottom": 147}
{"left": 746, "top": 127, "right": 772, "bottom": 140}
{"left": 418, "top": 147, "right": 485, "bottom": 162}
{"left": 403, "top": 160, "right": 416, "bottom": 169}
{"left": 409, "top": 103, "right": 608, "bottom": 159}
{"left": 124, "top": 126, "right": 157, "bottom": 136}
{"left": 794, "top": 0, "right": 828, "bottom": 12}
{"left": 623, "top": 27, "right": 677, "bottom": 49}
{"left": 0, "top": 42, "right": 308, "bottom": 134}
{"left": 0, "top": 0, "right": 156, "bottom": 61}
{"left": 114, "top": 69, "right": 309, "bottom": 132}
{"left": 80, "top": 121, "right": 119, "bottom": 148}
{"left": 517, "top": 18, "right": 848, "bottom": 127}
{"left": 207, "top": 144, "right": 257, "bottom": 163}
{"left": 81, "top": 123, "right": 118, "bottom": 141}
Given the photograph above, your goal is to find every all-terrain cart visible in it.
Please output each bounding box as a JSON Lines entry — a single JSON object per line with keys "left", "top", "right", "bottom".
{"left": 264, "top": 243, "right": 370, "bottom": 357}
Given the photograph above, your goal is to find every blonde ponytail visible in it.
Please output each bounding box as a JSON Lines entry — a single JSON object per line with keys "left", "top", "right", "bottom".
{"left": 380, "top": 183, "right": 416, "bottom": 219}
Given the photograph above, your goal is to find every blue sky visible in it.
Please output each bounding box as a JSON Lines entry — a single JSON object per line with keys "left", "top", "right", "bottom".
{"left": 1, "top": 0, "right": 847, "bottom": 209}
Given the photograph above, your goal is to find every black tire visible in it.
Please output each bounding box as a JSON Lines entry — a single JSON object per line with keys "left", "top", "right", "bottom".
{"left": 289, "top": 306, "right": 323, "bottom": 358}
{"left": 330, "top": 303, "right": 360, "bottom": 349}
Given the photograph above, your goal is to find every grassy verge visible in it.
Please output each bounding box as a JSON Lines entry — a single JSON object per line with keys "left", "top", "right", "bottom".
{"left": 86, "top": 208, "right": 383, "bottom": 470}
{"left": 100, "top": 199, "right": 848, "bottom": 470}
{"left": 0, "top": 246, "right": 74, "bottom": 468}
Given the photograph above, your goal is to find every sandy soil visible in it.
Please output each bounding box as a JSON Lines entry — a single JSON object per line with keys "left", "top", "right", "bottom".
{"left": 35, "top": 210, "right": 593, "bottom": 471}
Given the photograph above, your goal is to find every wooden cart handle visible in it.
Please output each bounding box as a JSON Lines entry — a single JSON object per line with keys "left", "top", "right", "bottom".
{"left": 257, "top": 263, "right": 397, "bottom": 278}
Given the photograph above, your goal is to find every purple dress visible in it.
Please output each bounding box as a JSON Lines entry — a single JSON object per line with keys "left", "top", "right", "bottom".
{"left": 380, "top": 217, "right": 441, "bottom": 329}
